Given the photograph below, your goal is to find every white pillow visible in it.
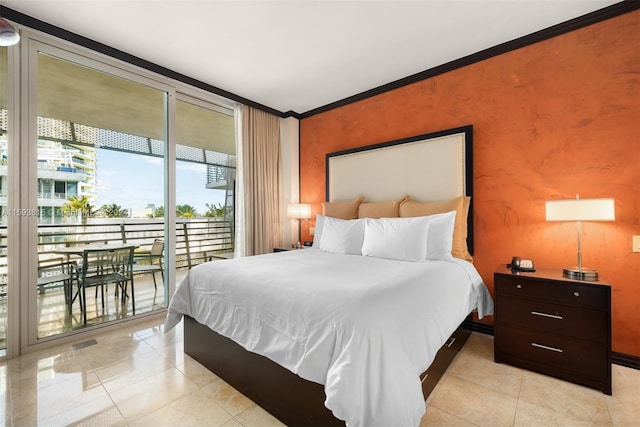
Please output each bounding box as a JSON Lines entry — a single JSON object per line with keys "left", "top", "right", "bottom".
{"left": 377, "top": 211, "right": 457, "bottom": 261}
{"left": 425, "top": 211, "right": 456, "bottom": 261}
{"left": 312, "top": 214, "right": 325, "bottom": 249}
{"left": 361, "top": 217, "right": 431, "bottom": 262}
{"left": 318, "top": 217, "right": 366, "bottom": 255}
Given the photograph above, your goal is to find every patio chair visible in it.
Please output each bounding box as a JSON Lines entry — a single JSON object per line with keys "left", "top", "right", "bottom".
{"left": 37, "top": 257, "right": 78, "bottom": 313}
{"left": 79, "top": 246, "right": 134, "bottom": 324}
{"left": 132, "top": 239, "right": 164, "bottom": 289}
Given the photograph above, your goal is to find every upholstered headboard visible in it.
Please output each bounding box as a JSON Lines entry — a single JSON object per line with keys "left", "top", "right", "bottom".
{"left": 325, "top": 125, "right": 473, "bottom": 254}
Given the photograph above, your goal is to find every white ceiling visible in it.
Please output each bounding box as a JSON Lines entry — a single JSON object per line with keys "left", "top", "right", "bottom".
{"left": 5, "top": 0, "right": 620, "bottom": 115}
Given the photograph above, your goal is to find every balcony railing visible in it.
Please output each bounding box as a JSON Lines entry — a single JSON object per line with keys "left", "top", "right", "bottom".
{"left": 0, "top": 218, "right": 234, "bottom": 286}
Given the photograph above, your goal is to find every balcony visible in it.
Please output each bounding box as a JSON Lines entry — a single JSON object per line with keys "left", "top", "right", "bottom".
{"left": 0, "top": 218, "right": 234, "bottom": 340}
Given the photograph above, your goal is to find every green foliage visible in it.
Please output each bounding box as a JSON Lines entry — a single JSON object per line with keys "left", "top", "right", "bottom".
{"left": 203, "top": 203, "right": 225, "bottom": 218}
{"left": 146, "top": 204, "right": 226, "bottom": 218}
{"left": 98, "top": 203, "right": 129, "bottom": 218}
{"left": 62, "top": 195, "right": 94, "bottom": 218}
{"left": 148, "top": 206, "right": 165, "bottom": 218}
{"left": 176, "top": 204, "right": 198, "bottom": 218}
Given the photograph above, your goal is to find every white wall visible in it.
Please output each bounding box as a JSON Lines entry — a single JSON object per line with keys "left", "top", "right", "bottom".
{"left": 280, "top": 117, "right": 300, "bottom": 248}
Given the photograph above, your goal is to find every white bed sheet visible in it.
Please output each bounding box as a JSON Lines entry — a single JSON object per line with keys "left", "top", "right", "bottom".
{"left": 164, "top": 248, "right": 493, "bottom": 427}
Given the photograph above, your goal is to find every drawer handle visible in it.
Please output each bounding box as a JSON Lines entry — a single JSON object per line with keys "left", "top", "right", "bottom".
{"left": 445, "top": 337, "right": 456, "bottom": 348}
{"left": 531, "top": 342, "right": 563, "bottom": 353}
{"left": 573, "top": 291, "right": 580, "bottom": 297}
{"left": 531, "top": 311, "right": 563, "bottom": 320}
{"left": 516, "top": 284, "right": 522, "bottom": 289}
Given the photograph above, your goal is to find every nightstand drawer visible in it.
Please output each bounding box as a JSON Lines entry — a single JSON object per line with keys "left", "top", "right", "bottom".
{"left": 496, "top": 295, "right": 607, "bottom": 343}
{"left": 495, "top": 275, "right": 607, "bottom": 310}
{"left": 496, "top": 325, "right": 608, "bottom": 381}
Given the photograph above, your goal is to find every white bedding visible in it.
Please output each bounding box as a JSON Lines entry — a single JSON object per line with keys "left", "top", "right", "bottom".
{"left": 164, "top": 248, "right": 493, "bottom": 427}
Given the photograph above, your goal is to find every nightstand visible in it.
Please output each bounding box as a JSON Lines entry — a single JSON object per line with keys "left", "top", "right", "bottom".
{"left": 273, "top": 247, "right": 305, "bottom": 252}
{"left": 494, "top": 267, "right": 611, "bottom": 395}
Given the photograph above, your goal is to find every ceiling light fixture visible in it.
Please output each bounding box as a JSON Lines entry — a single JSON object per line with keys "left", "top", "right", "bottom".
{"left": 0, "top": 6, "right": 19, "bottom": 47}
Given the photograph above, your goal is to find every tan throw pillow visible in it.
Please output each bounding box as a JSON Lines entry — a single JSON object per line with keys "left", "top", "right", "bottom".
{"left": 322, "top": 196, "right": 364, "bottom": 220}
{"left": 358, "top": 196, "right": 408, "bottom": 219}
{"left": 399, "top": 196, "right": 472, "bottom": 262}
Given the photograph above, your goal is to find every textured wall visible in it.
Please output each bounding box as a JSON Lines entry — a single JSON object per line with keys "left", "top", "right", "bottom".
{"left": 299, "top": 11, "right": 640, "bottom": 356}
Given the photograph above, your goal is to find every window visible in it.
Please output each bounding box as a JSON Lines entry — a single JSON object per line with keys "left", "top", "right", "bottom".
{"left": 0, "top": 25, "right": 238, "bottom": 353}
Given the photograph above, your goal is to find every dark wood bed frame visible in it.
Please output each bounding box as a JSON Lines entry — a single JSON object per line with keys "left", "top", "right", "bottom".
{"left": 183, "top": 125, "right": 476, "bottom": 425}
{"left": 185, "top": 315, "right": 471, "bottom": 426}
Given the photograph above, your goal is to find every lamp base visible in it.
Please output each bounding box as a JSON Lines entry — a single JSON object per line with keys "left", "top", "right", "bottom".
{"left": 563, "top": 267, "right": 599, "bottom": 281}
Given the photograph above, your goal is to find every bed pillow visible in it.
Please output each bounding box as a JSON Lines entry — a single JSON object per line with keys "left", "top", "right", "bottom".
{"left": 379, "top": 211, "right": 456, "bottom": 260}
{"left": 318, "top": 217, "right": 366, "bottom": 255}
{"left": 311, "top": 214, "right": 326, "bottom": 249}
{"left": 424, "top": 210, "right": 457, "bottom": 261}
{"left": 322, "top": 196, "right": 364, "bottom": 220}
{"left": 400, "top": 196, "right": 472, "bottom": 262}
{"left": 357, "top": 196, "right": 408, "bottom": 219}
{"left": 361, "top": 217, "right": 431, "bottom": 262}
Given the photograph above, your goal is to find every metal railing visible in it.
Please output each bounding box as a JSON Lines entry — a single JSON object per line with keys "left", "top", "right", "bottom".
{"left": 0, "top": 218, "right": 234, "bottom": 285}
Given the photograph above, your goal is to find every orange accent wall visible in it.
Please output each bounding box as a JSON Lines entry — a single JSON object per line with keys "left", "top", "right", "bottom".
{"left": 299, "top": 11, "right": 640, "bottom": 356}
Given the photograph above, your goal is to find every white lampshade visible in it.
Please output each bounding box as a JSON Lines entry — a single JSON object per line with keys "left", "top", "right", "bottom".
{"left": 287, "top": 203, "right": 311, "bottom": 220}
{"left": 545, "top": 196, "right": 615, "bottom": 281}
{"left": 545, "top": 198, "right": 615, "bottom": 222}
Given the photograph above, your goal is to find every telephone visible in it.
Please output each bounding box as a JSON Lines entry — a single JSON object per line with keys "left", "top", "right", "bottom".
{"left": 507, "top": 256, "right": 536, "bottom": 272}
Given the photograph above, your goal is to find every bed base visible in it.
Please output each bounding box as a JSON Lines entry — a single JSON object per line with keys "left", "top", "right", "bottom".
{"left": 184, "top": 316, "right": 470, "bottom": 426}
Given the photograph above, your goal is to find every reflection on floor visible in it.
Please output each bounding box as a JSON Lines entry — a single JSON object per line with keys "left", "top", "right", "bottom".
{"left": 36, "top": 272, "right": 168, "bottom": 339}
{"left": 0, "top": 270, "right": 190, "bottom": 351}
{"left": 1, "top": 317, "right": 638, "bottom": 426}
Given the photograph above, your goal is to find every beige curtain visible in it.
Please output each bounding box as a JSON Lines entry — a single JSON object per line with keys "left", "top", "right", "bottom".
{"left": 238, "top": 105, "right": 282, "bottom": 256}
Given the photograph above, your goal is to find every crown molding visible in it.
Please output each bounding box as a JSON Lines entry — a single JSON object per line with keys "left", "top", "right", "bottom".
{"left": 5, "top": 1, "right": 638, "bottom": 120}
{"left": 299, "top": 1, "right": 640, "bottom": 118}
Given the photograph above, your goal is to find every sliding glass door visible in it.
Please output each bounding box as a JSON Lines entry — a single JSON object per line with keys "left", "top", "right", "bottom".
{"left": 0, "top": 32, "right": 237, "bottom": 353}
{"left": 28, "top": 43, "right": 170, "bottom": 342}
{"left": 174, "top": 96, "right": 236, "bottom": 282}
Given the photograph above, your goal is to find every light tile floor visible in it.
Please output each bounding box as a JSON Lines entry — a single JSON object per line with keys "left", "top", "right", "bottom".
{"left": 1, "top": 317, "right": 638, "bottom": 426}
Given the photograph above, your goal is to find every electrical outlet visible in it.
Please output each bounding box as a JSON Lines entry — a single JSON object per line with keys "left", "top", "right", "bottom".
{"left": 309, "top": 227, "right": 315, "bottom": 236}
{"left": 634, "top": 235, "right": 640, "bottom": 253}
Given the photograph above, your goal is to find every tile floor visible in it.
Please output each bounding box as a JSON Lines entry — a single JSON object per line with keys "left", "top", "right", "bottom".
{"left": 1, "top": 317, "right": 638, "bottom": 426}
{"left": 1, "top": 269, "right": 184, "bottom": 351}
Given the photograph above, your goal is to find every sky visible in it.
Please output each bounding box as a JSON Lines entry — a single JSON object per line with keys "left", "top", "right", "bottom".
{"left": 95, "top": 149, "right": 227, "bottom": 217}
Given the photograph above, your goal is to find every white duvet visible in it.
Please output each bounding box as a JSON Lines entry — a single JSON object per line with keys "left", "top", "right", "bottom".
{"left": 164, "top": 248, "right": 493, "bottom": 427}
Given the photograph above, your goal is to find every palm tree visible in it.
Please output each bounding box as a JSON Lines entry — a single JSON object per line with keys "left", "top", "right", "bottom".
{"left": 203, "top": 203, "right": 225, "bottom": 218}
{"left": 98, "top": 203, "right": 129, "bottom": 218}
{"left": 62, "top": 195, "right": 94, "bottom": 222}
{"left": 176, "top": 204, "right": 198, "bottom": 218}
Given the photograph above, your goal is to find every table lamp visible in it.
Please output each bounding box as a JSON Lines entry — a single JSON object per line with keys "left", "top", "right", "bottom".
{"left": 287, "top": 203, "right": 311, "bottom": 248}
{"left": 545, "top": 195, "right": 615, "bottom": 280}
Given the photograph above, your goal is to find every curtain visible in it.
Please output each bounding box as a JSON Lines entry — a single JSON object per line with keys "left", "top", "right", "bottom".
{"left": 235, "top": 105, "right": 282, "bottom": 256}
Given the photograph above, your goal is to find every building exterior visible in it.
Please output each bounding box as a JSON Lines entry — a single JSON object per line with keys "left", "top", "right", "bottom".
{"left": 35, "top": 140, "right": 97, "bottom": 224}
{"left": 0, "top": 134, "right": 97, "bottom": 225}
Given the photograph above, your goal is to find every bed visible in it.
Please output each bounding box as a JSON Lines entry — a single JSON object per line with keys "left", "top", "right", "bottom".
{"left": 164, "top": 125, "right": 494, "bottom": 426}
{"left": 166, "top": 249, "right": 492, "bottom": 426}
